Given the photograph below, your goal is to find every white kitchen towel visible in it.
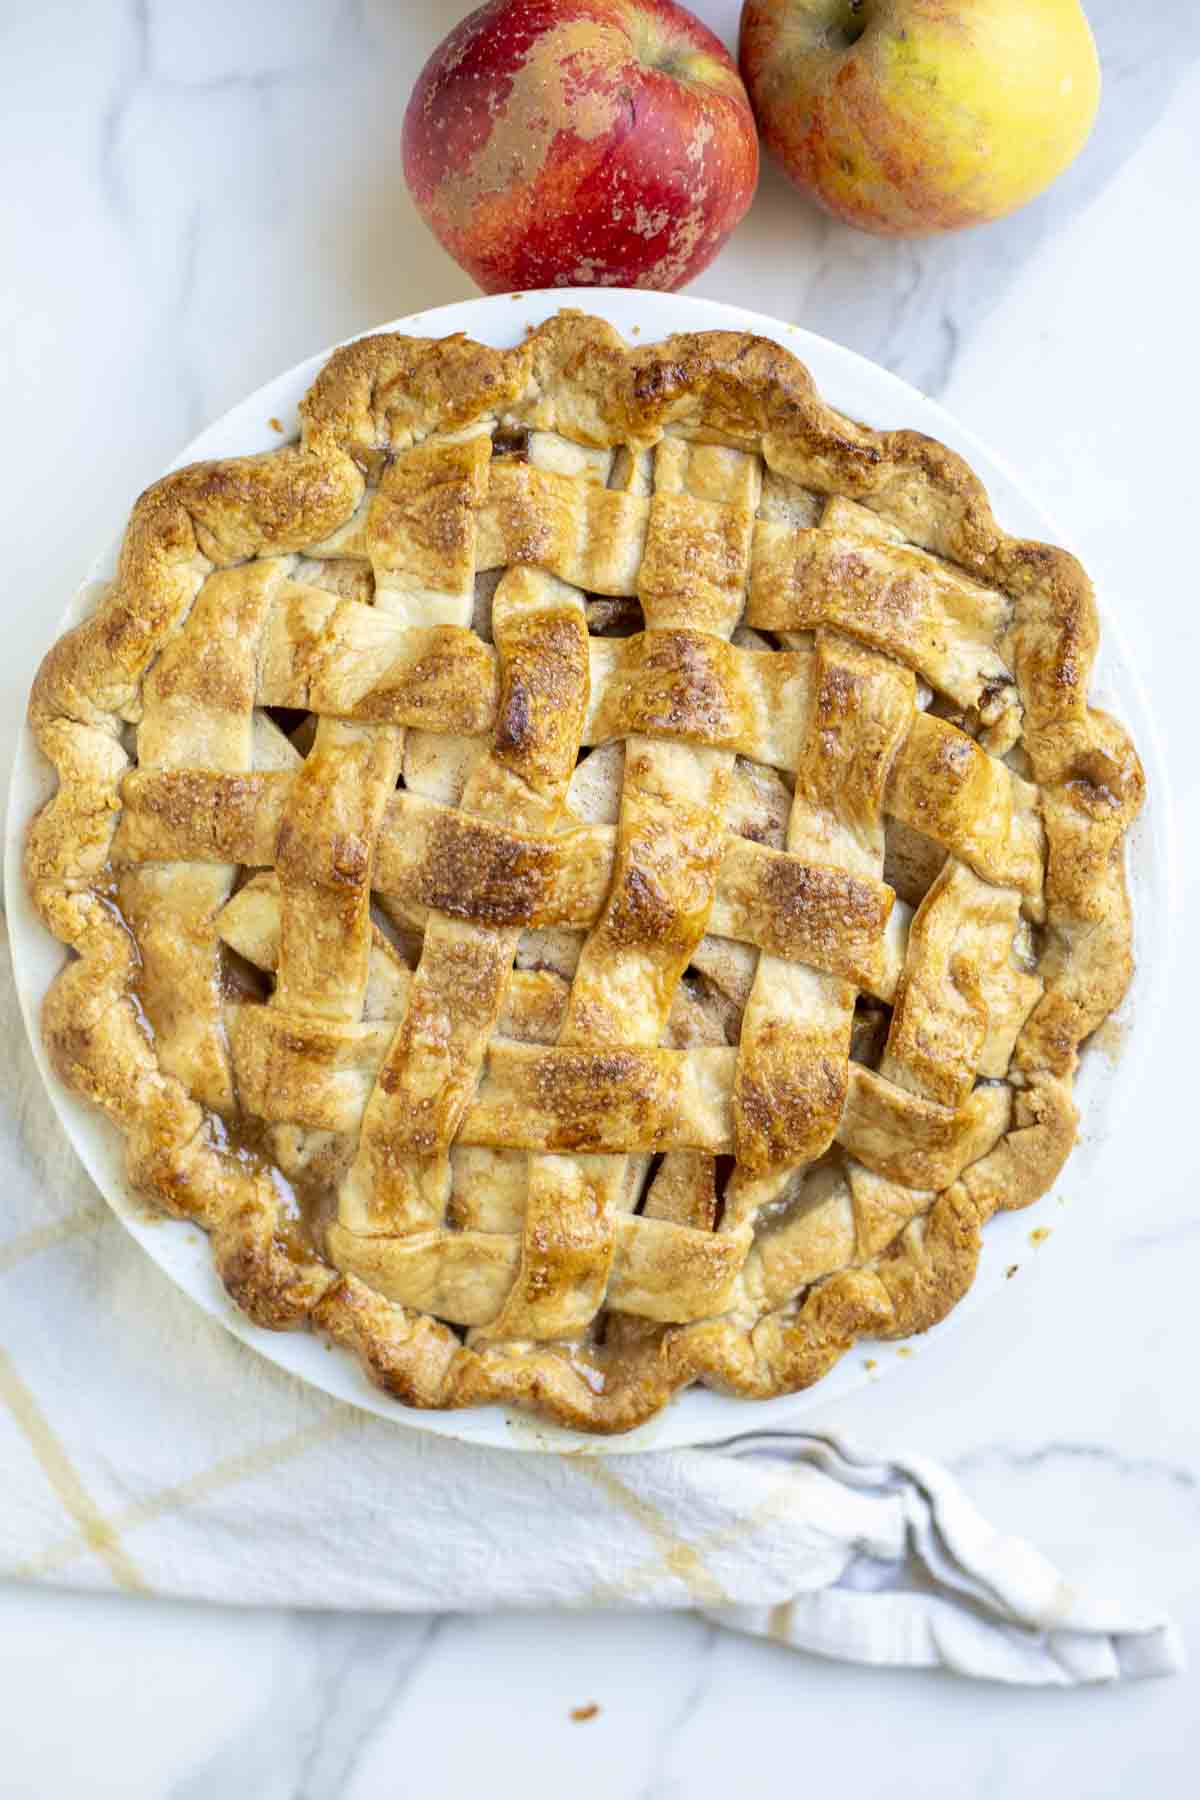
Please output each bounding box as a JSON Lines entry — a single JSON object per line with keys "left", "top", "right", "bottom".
{"left": 0, "top": 924, "right": 1182, "bottom": 1685}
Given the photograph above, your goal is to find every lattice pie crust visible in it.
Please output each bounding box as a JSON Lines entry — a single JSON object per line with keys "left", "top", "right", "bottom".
{"left": 26, "top": 313, "right": 1143, "bottom": 1432}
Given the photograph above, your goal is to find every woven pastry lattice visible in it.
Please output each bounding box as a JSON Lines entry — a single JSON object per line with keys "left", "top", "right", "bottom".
{"left": 26, "top": 314, "right": 1143, "bottom": 1431}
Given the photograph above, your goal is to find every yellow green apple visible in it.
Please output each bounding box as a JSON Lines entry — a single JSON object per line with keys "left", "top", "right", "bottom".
{"left": 739, "top": 0, "right": 1101, "bottom": 235}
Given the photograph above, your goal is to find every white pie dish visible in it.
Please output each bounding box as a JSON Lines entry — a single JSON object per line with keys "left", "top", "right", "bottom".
{"left": 4, "top": 287, "right": 1173, "bottom": 1454}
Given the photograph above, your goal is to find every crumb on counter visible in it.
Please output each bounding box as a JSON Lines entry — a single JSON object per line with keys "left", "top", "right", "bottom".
{"left": 570, "top": 1703, "right": 600, "bottom": 1723}
{"left": 896, "top": 1346, "right": 914, "bottom": 1358}
{"left": 1029, "top": 1227, "right": 1052, "bottom": 1246}
{"left": 268, "top": 417, "right": 284, "bottom": 433}
{"left": 1006, "top": 1264, "right": 1019, "bottom": 1279}
{"left": 863, "top": 1357, "right": 877, "bottom": 1371}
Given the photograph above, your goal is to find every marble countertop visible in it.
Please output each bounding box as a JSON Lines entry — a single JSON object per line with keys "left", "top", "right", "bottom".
{"left": 2, "top": 1, "right": 1198, "bottom": 1793}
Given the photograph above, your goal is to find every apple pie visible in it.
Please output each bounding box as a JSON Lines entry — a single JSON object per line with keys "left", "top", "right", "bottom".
{"left": 25, "top": 312, "right": 1143, "bottom": 1432}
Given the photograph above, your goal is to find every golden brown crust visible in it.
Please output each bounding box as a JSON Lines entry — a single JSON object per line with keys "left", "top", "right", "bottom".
{"left": 25, "top": 310, "right": 1142, "bottom": 1434}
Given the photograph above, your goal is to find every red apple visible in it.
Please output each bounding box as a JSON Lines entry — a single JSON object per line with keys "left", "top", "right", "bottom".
{"left": 403, "top": 0, "right": 759, "bottom": 293}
